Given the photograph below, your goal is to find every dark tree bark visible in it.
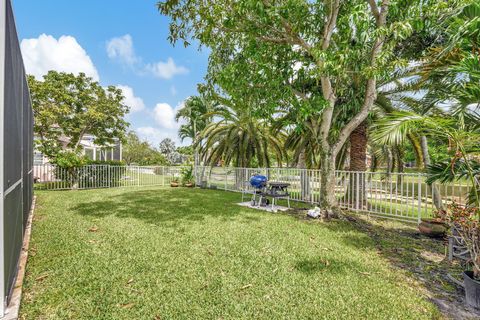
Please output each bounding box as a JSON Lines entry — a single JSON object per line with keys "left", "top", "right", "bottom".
{"left": 421, "top": 136, "right": 443, "bottom": 210}
{"left": 350, "top": 121, "right": 368, "bottom": 172}
{"left": 347, "top": 120, "right": 368, "bottom": 209}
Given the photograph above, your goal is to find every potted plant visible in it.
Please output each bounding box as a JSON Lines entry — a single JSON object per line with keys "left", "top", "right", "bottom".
{"left": 442, "top": 202, "right": 480, "bottom": 309}
{"left": 418, "top": 211, "right": 448, "bottom": 238}
{"left": 170, "top": 176, "right": 179, "bottom": 187}
{"left": 181, "top": 166, "right": 195, "bottom": 187}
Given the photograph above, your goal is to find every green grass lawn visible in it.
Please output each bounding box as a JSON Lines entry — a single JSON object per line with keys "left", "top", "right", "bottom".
{"left": 21, "top": 187, "right": 442, "bottom": 319}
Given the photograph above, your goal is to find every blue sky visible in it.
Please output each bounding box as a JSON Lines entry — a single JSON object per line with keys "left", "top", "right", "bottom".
{"left": 13, "top": 0, "right": 209, "bottom": 146}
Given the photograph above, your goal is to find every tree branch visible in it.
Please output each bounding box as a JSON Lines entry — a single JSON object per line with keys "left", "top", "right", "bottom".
{"left": 322, "top": 0, "right": 341, "bottom": 50}
{"left": 332, "top": 0, "right": 390, "bottom": 155}
{"left": 318, "top": 0, "right": 341, "bottom": 149}
{"left": 367, "top": 0, "right": 381, "bottom": 24}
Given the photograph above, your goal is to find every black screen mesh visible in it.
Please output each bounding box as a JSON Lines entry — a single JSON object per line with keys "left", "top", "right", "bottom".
{"left": 3, "top": 0, "right": 34, "bottom": 303}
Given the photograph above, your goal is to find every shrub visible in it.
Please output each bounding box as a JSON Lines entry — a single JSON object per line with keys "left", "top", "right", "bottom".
{"left": 153, "top": 167, "right": 164, "bottom": 175}
{"left": 181, "top": 166, "right": 194, "bottom": 185}
{"left": 442, "top": 202, "right": 480, "bottom": 279}
{"left": 53, "top": 158, "right": 127, "bottom": 189}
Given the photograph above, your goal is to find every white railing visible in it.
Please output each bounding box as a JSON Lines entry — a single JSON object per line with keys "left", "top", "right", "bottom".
{"left": 34, "top": 164, "right": 471, "bottom": 223}
{"left": 33, "top": 164, "right": 185, "bottom": 190}
{"left": 195, "top": 166, "right": 471, "bottom": 223}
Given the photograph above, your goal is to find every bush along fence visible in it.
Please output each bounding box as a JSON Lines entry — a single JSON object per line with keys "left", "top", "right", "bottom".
{"left": 33, "top": 164, "right": 471, "bottom": 223}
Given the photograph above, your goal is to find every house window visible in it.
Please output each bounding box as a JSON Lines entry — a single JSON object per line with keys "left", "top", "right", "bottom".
{"left": 84, "top": 148, "right": 94, "bottom": 160}
{"left": 33, "top": 151, "right": 44, "bottom": 165}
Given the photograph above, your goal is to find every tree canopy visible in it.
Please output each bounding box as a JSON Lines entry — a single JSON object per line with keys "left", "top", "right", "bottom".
{"left": 29, "top": 71, "right": 129, "bottom": 163}
{"left": 158, "top": 0, "right": 462, "bottom": 212}
{"left": 122, "top": 131, "right": 167, "bottom": 165}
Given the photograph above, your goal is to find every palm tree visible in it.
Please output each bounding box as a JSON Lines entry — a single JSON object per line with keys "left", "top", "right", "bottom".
{"left": 372, "top": 2, "right": 480, "bottom": 204}
{"left": 175, "top": 94, "right": 214, "bottom": 179}
{"left": 198, "top": 99, "right": 285, "bottom": 169}
{"left": 176, "top": 95, "right": 212, "bottom": 142}
{"left": 374, "top": 111, "right": 480, "bottom": 205}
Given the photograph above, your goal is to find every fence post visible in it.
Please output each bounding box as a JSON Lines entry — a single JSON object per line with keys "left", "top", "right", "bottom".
{"left": 108, "top": 165, "right": 111, "bottom": 188}
{"left": 417, "top": 177, "right": 422, "bottom": 224}
{"left": 355, "top": 172, "right": 360, "bottom": 211}
{"left": 162, "top": 166, "right": 165, "bottom": 187}
{"left": 224, "top": 168, "right": 227, "bottom": 191}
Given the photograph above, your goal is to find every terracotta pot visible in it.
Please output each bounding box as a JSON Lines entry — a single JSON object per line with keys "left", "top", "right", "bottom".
{"left": 418, "top": 218, "right": 447, "bottom": 238}
{"left": 170, "top": 182, "right": 179, "bottom": 187}
{"left": 185, "top": 182, "right": 194, "bottom": 188}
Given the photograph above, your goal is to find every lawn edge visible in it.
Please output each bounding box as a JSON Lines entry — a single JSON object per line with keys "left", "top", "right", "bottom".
{"left": 1, "top": 196, "right": 36, "bottom": 320}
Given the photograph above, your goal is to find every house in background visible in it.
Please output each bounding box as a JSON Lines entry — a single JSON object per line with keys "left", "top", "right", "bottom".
{"left": 33, "top": 134, "right": 122, "bottom": 165}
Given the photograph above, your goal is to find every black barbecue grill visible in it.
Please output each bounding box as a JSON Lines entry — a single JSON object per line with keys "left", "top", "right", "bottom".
{"left": 246, "top": 175, "right": 291, "bottom": 209}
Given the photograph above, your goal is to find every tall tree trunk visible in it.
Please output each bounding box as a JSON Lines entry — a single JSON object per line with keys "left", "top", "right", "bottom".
{"left": 297, "top": 149, "right": 311, "bottom": 201}
{"left": 421, "top": 136, "right": 443, "bottom": 210}
{"left": 395, "top": 145, "right": 405, "bottom": 190}
{"left": 193, "top": 121, "right": 199, "bottom": 186}
{"left": 386, "top": 147, "right": 393, "bottom": 176}
{"left": 370, "top": 154, "right": 378, "bottom": 172}
{"left": 348, "top": 120, "right": 367, "bottom": 209}
{"left": 335, "top": 143, "right": 349, "bottom": 170}
{"left": 319, "top": 150, "right": 338, "bottom": 217}
{"left": 407, "top": 133, "right": 424, "bottom": 169}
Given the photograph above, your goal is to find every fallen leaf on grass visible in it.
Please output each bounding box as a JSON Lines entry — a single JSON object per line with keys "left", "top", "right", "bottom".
{"left": 154, "top": 316, "right": 162, "bottom": 320}
{"left": 88, "top": 226, "right": 98, "bottom": 232}
{"left": 239, "top": 284, "right": 253, "bottom": 290}
{"left": 127, "top": 278, "right": 134, "bottom": 285}
{"left": 119, "top": 302, "right": 135, "bottom": 309}
{"left": 359, "top": 272, "right": 371, "bottom": 276}
{"left": 35, "top": 274, "right": 49, "bottom": 282}
{"left": 420, "top": 251, "right": 444, "bottom": 263}
{"left": 88, "top": 240, "right": 97, "bottom": 244}
{"left": 29, "top": 248, "right": 37, "bottom": 256}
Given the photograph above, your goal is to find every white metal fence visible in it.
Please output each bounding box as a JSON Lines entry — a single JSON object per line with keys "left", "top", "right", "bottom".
{"left": 34, "top": 164, "right": 471, "bottom": 223}
{"left": 195, "top": 166, "right": 471, "bottom": 223}
{"left": 33, "top": 164, "right": 184, "bottom": 190}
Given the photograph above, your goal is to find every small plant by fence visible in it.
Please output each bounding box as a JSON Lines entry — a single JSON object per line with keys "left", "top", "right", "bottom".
{"left": 34, "top": 164, "right": 471, "bottom": 223}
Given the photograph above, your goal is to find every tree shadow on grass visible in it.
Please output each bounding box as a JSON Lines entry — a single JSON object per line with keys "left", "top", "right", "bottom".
{"left": 279, "top": 208, "right": 479, "bottom": 318}
{"left": 294, "top": 257, "right": 362, "bottom": 275}
{"left": 71, "top": 188, "right": 257, "bottom": 227}
{"left": 329, "top": 214, "right": 479, "bottom": 320}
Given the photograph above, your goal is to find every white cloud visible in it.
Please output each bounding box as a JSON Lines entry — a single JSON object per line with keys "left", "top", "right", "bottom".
{"left": 116, "top": 85, "right": 145, "bottom": 113}
{"left": 136, "top": 100, "right": 189, "bottom": 147}
{"left": 136, "top": 126, "right": 185, "bottom": 147}
{"left": 106, "top": 34, "right": 138, "bottom": 66}
{"left": 145, "top": 58, "right": 189, "bottom": 79}
{"left": 21, "top": 34, "right": 99, "bottom": 81}
{"left": 153, "top": 102, "right": 178, "bottom": 129}
{"left": 106, "top": 34, "right": 188, "bottom": 80}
